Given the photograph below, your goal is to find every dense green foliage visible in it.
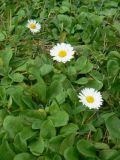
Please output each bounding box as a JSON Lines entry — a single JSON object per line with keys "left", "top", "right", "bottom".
{"left": 0, "top": 0, "right": 120, "bottom": 159}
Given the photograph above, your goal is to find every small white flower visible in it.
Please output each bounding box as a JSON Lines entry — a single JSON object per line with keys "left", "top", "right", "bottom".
{"left": 50, "top": 43, "right": 75, "bottom": 63}
{"left": 27, "top": 19, "right": 41, "bottom": 33}
{"left": 78, "top": 88, "right": 103, "bottom": 109}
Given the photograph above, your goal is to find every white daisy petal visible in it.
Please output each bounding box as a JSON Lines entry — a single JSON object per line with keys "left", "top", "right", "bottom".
{"left": 27, "top": 19, "right": 41, "bottom": 33}
{"left": 78, "top": 88, "right": 103, "bottom": 109}
{"left": 50, "top": 43, "right": 75, "bottom": 63}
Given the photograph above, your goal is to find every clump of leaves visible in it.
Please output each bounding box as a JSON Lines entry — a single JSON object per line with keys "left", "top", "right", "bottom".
{"left": 0, "top": 0, "right": 120, "bottom": 160}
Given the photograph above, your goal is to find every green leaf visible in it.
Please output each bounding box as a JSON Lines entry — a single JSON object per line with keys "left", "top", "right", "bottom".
{"left": 64, "top": 147, "right": 80, "bottom": 160}
{"left": 0, "top": 140, "right": 15, "bottom": 160}
{"left": 104, "top": 1, "right": 118, "bottom": 7}
{"left": 60, "top": 5, "right": 69, "bottom": 14}
{"left": 40, "top": 64, "right": 53, "bottom": 76}
{"left": 99, "top": 149, "right": 118, "bottom": 160}
{"left": 9, "top": 73, "right": 24, "bottom": 82}
{"left": 52, "top": 74, "right": 66, "bottom": 82}
{"left": 77, "top": 139, "right": 96, "bottom": 158}
{"left": 0, "top": 57, "right": 3, "bottom": 67}
{"left": 47, "top": 80, "right": 63, "bottom": 99}
{"left": 49, "top": 135, "right": 63, "bottom": 153}
{"left": 60, "top": 123, "right": 79, "bottom": 136}
{"left": 80, "top": 62, "right": 93, "bottom": 74}
{"left": 89, "top": 13, "right": 104, "bottom": 26}
{"left": 107, "top": 60, "right": 119, "bottom": 77}
{"left": 59, "top": 134, "right": 75, "bottom": 155}
{"left": 40, "top": 119, "right": 56, "bottom": 139}
{"left": 53, "top": 154, "right": 62, "bottom": 160}
{"left": 20, "top": 127, "right": 36, "bottom": 140}
{"left": 48, "top": 110, "right": 69, "bottom": 127}
{"left": 94, "top": 142, "right": 109, "bottom": 150}
{"left": 100, "top": 8, "right": 117, "bottom": 17}
{"left": 109, "top": 51, "right": 120, "bottom": 59}
{"left": 21, "top": 109, "right": 46, "bottom": 120}
{"left": 14, "top": 153, "right": 34, "bottom": 160}
{"left": 112, "top": 21, "right": 120, "bottom": 33}
{"left": 93, "top": 128, "right": 103, "bottom": 142}
{"left": 67, "top": 88, "right": 78, "bottom": 103}
{"left": 14, "top": 133, "right": 27, "bottom": 152}
{"left": 55, "top": 91, "right": 66, "bottom": 104}
{"left": 90, "top": 70, "right": 103, "bottom": 81}
{"left": 101, "top": 112, "right": 115, "bottom": 121}
{"left": 75, "top": 77, "right": 88, "bottom": 85}
{"left": 54, "top": 14, "right": 72, "bottom": 32}
{"left": 111, "top": 154, "right": 120, "bottom": 160}
{"left": 67, "top": 66, "right": 77, "bottom": 78}
{"left": 29, "top": 136, "right": 44, "bottom": 156}
{"left": 0, "top": 32, "right": 6, "bottom": 41}
{"left": 7, "top": 85, "right": 25, "bottom": 108}
{"left": 31, "top": 76, "right": 46, "bottom": 103}
{"left": 1, "top": 48, "right": 13, "bottom": 67}
{"left": 0, "top": 109, "right": 7, "bottom": 125}
{"left": 22, "top": 95, "right": 36, "bottom": 109}
{"left": 32, "top": 119, "right": 44, "bottom": 129}
{"left": 3, "top": 116, "right": 23, "bottom": 138}
{"left": 49, "top": 104, "right": 60, "bottom": 115}
{"left": 75, "top": 56, "right": 87, "bottom": 71}
{"left": 105, "top": 115, "right": 120, "bottom": 141}
{"left": 85, "top": 79, "right": 103, "bottom": 90}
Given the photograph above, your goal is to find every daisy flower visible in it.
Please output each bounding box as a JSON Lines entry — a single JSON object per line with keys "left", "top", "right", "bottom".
{"left": 27, "top": 19, "right": 41, "bottom": 33}
{"left": 78, "top": 88, "right": 103, "bottom": 109}
{"left": 50, "top": 43, "right": 75, "bottom": 63}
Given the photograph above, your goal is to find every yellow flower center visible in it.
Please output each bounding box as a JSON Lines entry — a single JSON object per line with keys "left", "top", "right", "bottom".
{"left": 30, "top": 23, "right": 36, "bottom": 29}
{"left": 58, "top": 50, "right": 67, "bottom": 57}
{"left": 86, "top": 96, "right": 94, "bottom": 103}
